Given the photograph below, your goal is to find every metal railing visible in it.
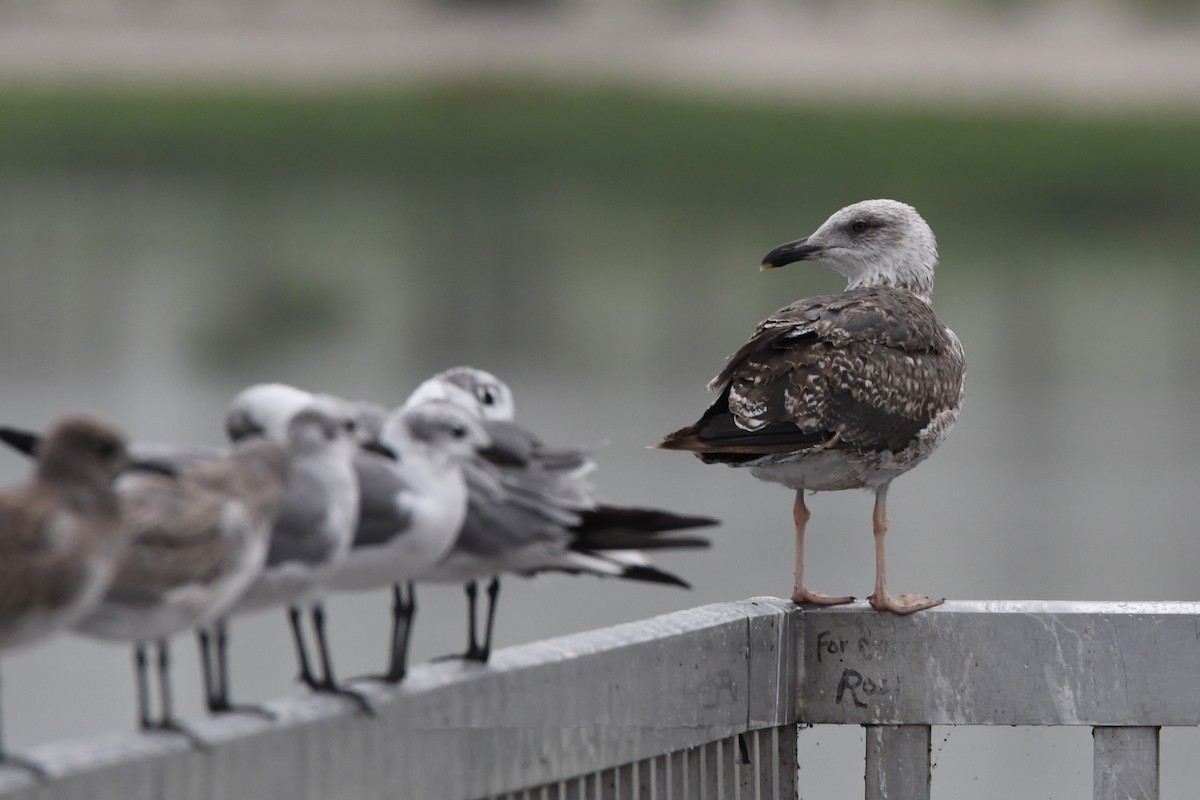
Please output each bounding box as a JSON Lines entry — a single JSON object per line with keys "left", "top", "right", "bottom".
{"left": 1, "top": 598, "right": 1195, "bottom": 799}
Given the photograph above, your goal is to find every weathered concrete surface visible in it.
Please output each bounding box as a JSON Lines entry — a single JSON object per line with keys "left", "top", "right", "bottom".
{"left": 799, "top": 600, "right": 1200, "bottom": 726}
{"left": 0, "top": 597, "right": 798, "bottom": 800}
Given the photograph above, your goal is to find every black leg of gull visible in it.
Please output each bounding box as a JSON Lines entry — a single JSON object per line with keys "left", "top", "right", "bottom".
{"left": 375, "top": 582, "right": 416, "bottom": 682}
{"left": 475, "top": 577, "right": 501, "bottom": 663}
{"left": 309, "top": 604, "right": 374, "bottom": 716}
{"left": 147, "top": 642, "right": 208, "bottom": 750}
{"left": 198, "top": 628, "right": 218, "bottom": 710}
{"left": 464, "top": 581, "right": 480, "bottom": 657}
{"left": 386, "top": 582, "right": 408, "bottom": 670}
{"left": 134, "top": 644, "right": 154, "bottom": 731}
{"left": 393, "top": 582, "right": 417, "bottom": 680}
{"left": 201, "top": 620, "right": 275, "bottom": 720}
{"left": 287, "top": 605, "right": 321, "bottom": 691}
{"left": 0, "top": 672, "right": 47, "bottom": 780}
{"left": 432, "top": 581, "right": 486, "bottom": 663}
{"left": 349, "top": 583, "right": 415, "bottom": 685}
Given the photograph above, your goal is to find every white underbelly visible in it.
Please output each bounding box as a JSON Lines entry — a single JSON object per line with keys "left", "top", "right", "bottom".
{"left": 742, "top": 408, "right": 959, "bottom": 492}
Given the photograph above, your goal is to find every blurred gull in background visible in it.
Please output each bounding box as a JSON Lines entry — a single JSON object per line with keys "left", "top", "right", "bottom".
{"left": 0, "top": 427, "right": 292, "bottom": 726}
{"left": 224, "top": 403, "right": 364, "bottom": 711}
{"left": 329, "top": 399, "right": 491, "bottom": 683}
{"left": 72, "top": 436, "right": 288, "bottom": 737}
{"left": 226, "top": 384, "right": 493, "bottom": 684}
{"left": 405, "top": 367, "right": 717, "bottom": 663}
{"left": 0, "top": 417, "right": 130, "bottom": 775}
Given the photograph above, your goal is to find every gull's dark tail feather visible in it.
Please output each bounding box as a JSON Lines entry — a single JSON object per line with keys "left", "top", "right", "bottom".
{"left": 617, "top": 563, "right": 691, "bottom": 589}
{"left": 0, "top": 426, "right": 41, "bottom": 458}
{"left": 552, "top": 552, "right": 694, "bottom": 589}
{"left": 572, "top": 506, "right": 717, "bottom": 552}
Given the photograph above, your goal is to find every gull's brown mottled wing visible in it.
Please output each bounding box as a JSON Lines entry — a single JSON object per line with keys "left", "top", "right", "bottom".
{"left": 659, "top": 287, "right": 965, "bottom": 461}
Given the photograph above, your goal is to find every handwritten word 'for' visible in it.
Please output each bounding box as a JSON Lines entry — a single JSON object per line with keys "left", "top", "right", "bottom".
{"left": 816, "top": 630, "right": 889, "bottom": 663}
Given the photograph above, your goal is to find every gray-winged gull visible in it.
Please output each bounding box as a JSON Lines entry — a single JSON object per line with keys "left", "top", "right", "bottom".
{"left": 224, "top": 401, "right": 365, "bottom": 710}
{"left": 659, "top": 199, "right": 966, "bottom": 614}
{"left": 227, "top": 384, "right": 493, "bottom": 683}
{"left": 405, "top": 366, "right": 716, "bottom": 663}
{"left": 328, "top": 399, "right": 490, "bottom": 681}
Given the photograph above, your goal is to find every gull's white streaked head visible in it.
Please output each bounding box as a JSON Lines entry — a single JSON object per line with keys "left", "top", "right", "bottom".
{"left": 226, "top": 383, "right": 315, "bottom": 444}
{"left": 318, "top": 396, "right": 387, "bottom": 444}
{"left": 227, "top": 381, "right": 360, "bottom": 446}
{"left": 381, "top": 400, "right": 491, "bottom": 471}
{"left": 404, "top": 366, "right": 516, "bottom": 423}
{"left": 761, "top": 199, "right": 938, "bottom": 299}
{"left": 285, "top": 406, "right": 360, "bottom": 462}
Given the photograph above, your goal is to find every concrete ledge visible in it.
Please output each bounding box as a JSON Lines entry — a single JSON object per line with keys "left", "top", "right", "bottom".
{"left": 798, "top": 600, "right": 1200, "bottom": 727}
{"left": 0, "top": 597, "right": 798, "bottom": 800}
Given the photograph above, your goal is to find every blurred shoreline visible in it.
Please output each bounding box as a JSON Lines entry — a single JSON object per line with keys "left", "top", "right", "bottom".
{"left": 0, "top": 4, "right": 1198, "bottom": 113}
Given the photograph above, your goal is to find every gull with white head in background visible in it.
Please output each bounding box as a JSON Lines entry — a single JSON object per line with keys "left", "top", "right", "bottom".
{"left": 226, "top": 385, "right": 491, "bottom": 684}
{"left": 0, "top": 416, "right": 130, "bottom": 776}
{"left": 329, "top": 398, "right": 490, "bottom": 682}
{"left": 223, "top": 401, "right": 364, "bottom": 711}
{"left": 658, "top": 199, "right": 966, "bottom": 614}
{"left": 404, "top": 366, "right": 716, "bottom": 663}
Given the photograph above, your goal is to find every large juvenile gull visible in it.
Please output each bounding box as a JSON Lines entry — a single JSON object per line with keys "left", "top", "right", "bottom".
{"left": 0, "top": 416, "right": 130, "bottom": 774}
{"left": 405, "top": 367, "right": 716, "bottom": 663}
{"left": 659, "top": 199, "right": 966, "bottom": 614}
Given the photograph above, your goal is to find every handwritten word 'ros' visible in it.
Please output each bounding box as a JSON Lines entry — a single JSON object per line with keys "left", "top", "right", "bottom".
{"left": 835, "top": 669, "right": 893, "bottom": 708}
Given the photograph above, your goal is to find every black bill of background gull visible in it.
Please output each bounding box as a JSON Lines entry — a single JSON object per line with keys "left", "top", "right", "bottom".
{"left": 223, "top": 403, "right": 365, "bottom": 711}
{"left": 0, "top": 417, "right": 130, "bottom": 776}
{"left": 404, "top": 367, "right": 718, "bottom": 663}
{"left": 658, "top": 199, "right": 966, "bottom": 615}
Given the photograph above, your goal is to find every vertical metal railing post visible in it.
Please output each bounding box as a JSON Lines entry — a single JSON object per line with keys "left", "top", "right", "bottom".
{"left": 864, "top": 724, "right": 931, "bottom": 800}
{"left": 1093, "top": 726, "right": 1159, "bottom": 800}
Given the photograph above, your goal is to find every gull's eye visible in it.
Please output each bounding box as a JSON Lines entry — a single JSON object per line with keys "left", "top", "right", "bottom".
{"left": 343, "top": 419, "right": 357, "bottom": 434}
{"left": 851, "top": 219, "right": 869, "bottom": 234}
{"left": 94, "top": 440, "right": 116, "bottom": 458}
{"left": 477, "top": 386, "right": 496, "bottom": 406}
{"left": 450, "top": 424, "right": 467, "bottom": 440}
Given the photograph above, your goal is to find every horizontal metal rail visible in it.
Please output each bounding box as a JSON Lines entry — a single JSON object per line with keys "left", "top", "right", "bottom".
{"left": 4, "top": 599, "right": 1198, "bottom": 799}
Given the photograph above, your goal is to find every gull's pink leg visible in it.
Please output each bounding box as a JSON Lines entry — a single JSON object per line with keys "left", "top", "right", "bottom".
{"left": 789, "top": 490, "right": 854, "bottom": 607}
{"left": 867, "top": 482, "right": 943, "bottom": 614}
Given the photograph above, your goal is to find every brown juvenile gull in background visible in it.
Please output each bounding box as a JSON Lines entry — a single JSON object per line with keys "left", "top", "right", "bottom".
{"left": 74, "top": 436, "right": 289, "bottom": 737}
{"left": 0, "top": 416, "right": 129, "bottom": 774}
{"left": 658, "top": 199, "right": 966, "bottom": 614}
{"left": 0, "top": 428, "right": 288, "bottom": 728}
